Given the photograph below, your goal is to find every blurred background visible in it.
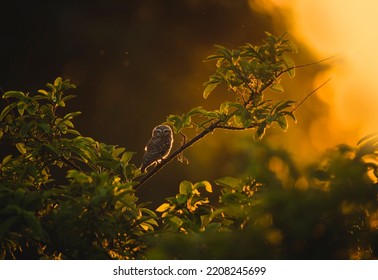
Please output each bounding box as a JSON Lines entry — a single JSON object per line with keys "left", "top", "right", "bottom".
{"left": 1, "top": 0, "right": 377, "bottom": 205}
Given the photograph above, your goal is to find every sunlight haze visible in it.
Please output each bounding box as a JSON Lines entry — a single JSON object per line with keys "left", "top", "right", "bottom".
{"left": 252, "top": 0, "right": 378, "bottom": 146}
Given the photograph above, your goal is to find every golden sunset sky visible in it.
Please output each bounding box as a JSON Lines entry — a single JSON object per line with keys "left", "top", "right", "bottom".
{"left": 251, "top": 0, "right": 378, "bottom": 148}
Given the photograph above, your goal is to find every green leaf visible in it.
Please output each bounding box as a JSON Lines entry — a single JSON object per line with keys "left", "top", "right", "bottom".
{"left": 112, "top": 147, "right": 125, "bottom": 158}
{"left": 66, "top": 129, "right": 81, "bottom": 136}
{"left": 234, "top": 108, "right": 252, "bottom": 128}
{"left": 66, "top": 170, "right": 92, "bottom": 182}
{"left": 54, "top": 77, "right": 62, "bottom": 87}
{"left": 194, "top": 181, "right": 212, "bottom": 193}
{"left": 26, "top": 103, "right": 37, "bottom": 115}
{"left": 220, "top": 192, "right": 245, "bottom": 204}
{"left": 17, "top": 101, "right": 27, "bottom": 116}
{"left": 285, "top": 111, "right": 297, "bottom": 123}
{"left": 264, "top": 31, "right": 274, "bottom": 37}
{"left": 176, "top": 194, "right": 187, "bottom": 204}
{"left": 63, "top": 111, "right": 81, "bottom": 120}
{"left": 179, "top": 180, "right": 193, "bottom": 195}
{"left": 167, "top": 115, "right": 183, "bottom": 134}
{"left": 204, "top": 222, "right": 222, "bottom": 232}
{"left": 38, "top": 122, "right": 51, "bottom": 133}
{"left": 255, "top": 122, "right": 267, "bottom": 140}
{"left": 287, "top": 40, "right": 298, "bottom": 54}
{"left": 181, "top": 114, "right": 192, "bottom": 127}
{"left": 282, "top": 54, "right": 296, "bottom": 78}
{"left": 219, "top": 102, "right": 228, "bottom": 115}
{"left": 0, "top": 103, "right": 17, "bottom": 121}
{"left": 61, "top": 94, "right": 77, "bottom": 102}
{"left": 63, "top": 119, "right": 74, "bottom": 128}
{"left": 121, "top": 151, "right": 135, "bottom": 163}
{"left": 166, "top": 114, "right": 192, "bottom": 133}
{"left": 40, "top": 104, "right": 53, "bottom": 116}
{"left": 276, "top": 115, "right": 288, "bottom": 131}
{"left": 61, "top": 79, "right": 76, "bottom": 91}
{"left": 57, "top": 100, "right": 66, "bottom": 107}
{"left": 3, "top": 91, "right": 25, "bottom": 99}
{"left": 2, "top": 155, "right": 13, "bottom": 164}
{"left": 203, "top": 82, "right": 220, "bottom": 99}
{"left": 188, "top": 106, "right": 219, "bottom": 119}
{"left": 167, "top": 114, "right": 181, "bottom": 124}
{"left": 168, "top": 216, "right": 183, "bottom": 228}
{"left": 143, "top": 217, "right": 159, "bottom": 227}
{"left": 139, "top": 222, "right": 153, "bottom": 231}
{"left": 215, "top": 177, "right": 241, "bottom": 189}
{"left": 274, "top": 100, "right": 296, "bottom": 112}
{"left": 37, "top": 89, "right": 49, "bottom": 95}
{"left": 188, "top": 106, "right": 208, "bottom": 116}
{"left": 204, "top": 54, "right": 224, "bottom": 61}
{"left": 15, "top": 142, "right": 27, "bottom": 154}
{"left": 156, "top": 203, "right": 170, "bottom": 212}
{"left": 270, "top": 83, "right": 284, "bottom": 93}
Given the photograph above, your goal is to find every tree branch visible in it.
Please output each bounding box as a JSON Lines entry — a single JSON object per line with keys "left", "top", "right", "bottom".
{"left": 135, "top": 56, "right": 335, "bottom": 190}
{"left": 215, "top": 124, "right": 258, "bottom": 130}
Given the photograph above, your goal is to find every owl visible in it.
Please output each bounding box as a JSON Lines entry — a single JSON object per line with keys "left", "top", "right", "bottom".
{"left": 140, "top": 124, "right": 173, "bottom": 172}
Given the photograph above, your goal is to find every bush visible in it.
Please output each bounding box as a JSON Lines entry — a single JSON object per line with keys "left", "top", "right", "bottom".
{"left": 1, "top": 33, "right": 377, "bottom": 259}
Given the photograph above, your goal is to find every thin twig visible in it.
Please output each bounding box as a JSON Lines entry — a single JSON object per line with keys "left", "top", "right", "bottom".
{"left": 245, "top": 55, "right": 336, "bottom": 105}
{"left": 291, "top": 78, "right": 332, "bottom": 113}
{"left": 267, "top": 55, "right": 336, "bottom": 94}
{"left": 177, "top": 132, "right": 189, "bottom": 164}
{"left": 290, "top": 55, "right": 337, "bottom": 71}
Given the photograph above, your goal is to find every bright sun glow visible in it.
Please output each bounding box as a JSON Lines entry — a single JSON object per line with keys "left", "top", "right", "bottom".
{"left": 252, "top": 0, "right": 378, "bottom": 146}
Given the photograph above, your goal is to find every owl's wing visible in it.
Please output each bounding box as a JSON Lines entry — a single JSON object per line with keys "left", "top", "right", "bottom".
{"left": 140, "top": 138, "right": 156, "bottom": 172}
{"left": 144, "top": 137, "right": 154, "bottom": 152}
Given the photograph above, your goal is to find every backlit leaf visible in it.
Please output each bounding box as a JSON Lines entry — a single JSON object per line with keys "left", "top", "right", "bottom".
{"left": 194, "top": 181, "right": 212, "bottom": 193}
{"left": 276, "top": 115, "right": 288, "bottom": 131}
{"left": 179, "top": 180, "right": 193, "bottom": 195}
{"left": 3, "top": 91, "right": 25, "bottom": 99}
{"left": 156, "top": 203, "right": 170, "bottom": 212}
{"left": 0, "top": 103, "right": 17, "bottom": 121}
{"left": 15, "top": 142, "right": 27, "bottom": 154}
{"left": 282, "top": 54, "right": 295, "bottom": 78}
{"left": 270, "top": 83, "right": 284, "bottom": 93}
{"left": 215, "top": 177, "right": 241, "bottom": 190}
{"left": 203, "top": 82, "right": 220, "bottom": 99}
{"left": 121, "top": 151, "right": 135, "bottom": 163}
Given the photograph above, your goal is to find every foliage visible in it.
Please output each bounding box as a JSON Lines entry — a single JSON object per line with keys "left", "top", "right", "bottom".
{"left": 166, "top": 32, "right": 297, "bottom": 142}
{"left": 1, "top": 33, "right": 377, "bottom": 259}
{"left": 0, "top": 77, "right": 154, "bottom": 259}
{"left": 150, "top": 137, "right": 378, "bottom": 259}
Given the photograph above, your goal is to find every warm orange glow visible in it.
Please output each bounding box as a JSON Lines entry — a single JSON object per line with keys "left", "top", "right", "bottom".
{"left": 251, "top": 0, "right": 378, "bottom": 147}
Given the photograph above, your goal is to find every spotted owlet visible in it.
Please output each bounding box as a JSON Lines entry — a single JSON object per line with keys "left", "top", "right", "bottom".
{"left": 140, "top": 124, "right": 173, "bottom": 172}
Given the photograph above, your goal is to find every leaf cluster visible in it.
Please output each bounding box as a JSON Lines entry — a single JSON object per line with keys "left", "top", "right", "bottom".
{"left": 0, "top": 78, "right": 154, "bottom": 259}
{"left": 166, "top": 33, "right": 297, "bottom": 142}
{"left": 150, "top": 137, "right": 378, "bottom": 259}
